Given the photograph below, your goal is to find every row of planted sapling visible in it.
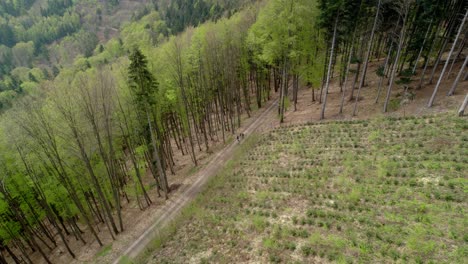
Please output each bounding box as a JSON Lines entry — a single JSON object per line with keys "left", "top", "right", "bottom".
{"left": 147, "top": 113, "right": 466, "bottom": 263}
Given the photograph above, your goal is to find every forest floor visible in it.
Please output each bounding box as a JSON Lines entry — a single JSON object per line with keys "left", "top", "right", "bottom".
{"left": 31, "top": 58, "right": 467, "bottom": 264}
{"left": 278, "top": 58, "right": 467, "bottom": 127}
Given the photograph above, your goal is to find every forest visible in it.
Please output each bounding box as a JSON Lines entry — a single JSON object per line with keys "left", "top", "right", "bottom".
{"left": 0, "top": 0, "right": 467, "bottom": 263}
{"left": 0, "top": 0, "right": 251, "bottom": 110}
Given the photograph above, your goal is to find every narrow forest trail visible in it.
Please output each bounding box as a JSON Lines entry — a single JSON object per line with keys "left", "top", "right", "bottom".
{"left": 109, "top": 98, "right": 279, "bottom": 264}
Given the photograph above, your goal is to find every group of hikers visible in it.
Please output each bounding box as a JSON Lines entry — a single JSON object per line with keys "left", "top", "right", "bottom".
{"left": 236, "top": 133, "right": 245, "bottom": 143}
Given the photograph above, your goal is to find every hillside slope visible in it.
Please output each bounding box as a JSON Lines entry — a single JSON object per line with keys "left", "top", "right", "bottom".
{"left": 0, "top": 0, "right": 152, "bottom": 109}
{"left": 143, "top": 113, "right": 467, "bottom": 263}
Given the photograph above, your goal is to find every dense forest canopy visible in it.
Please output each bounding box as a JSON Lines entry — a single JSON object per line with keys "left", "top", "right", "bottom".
{"left": 0, "top": 0, "right": 103, "bottom": 109}
{"left": 0, "top": 0, "right": 243, "bottom": 111}
{"left": 0, "top": 0, "right": 467, "bottom": 263}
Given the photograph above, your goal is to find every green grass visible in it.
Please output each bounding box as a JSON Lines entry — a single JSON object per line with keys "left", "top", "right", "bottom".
{"left": 95, "top": 243, "right": 112, "bottom": 258}
{"left": 118, "top": 256, "right": 134, "bottom": 264}
{"left": 141, "top": 114, "right": 467, "bottom": 263}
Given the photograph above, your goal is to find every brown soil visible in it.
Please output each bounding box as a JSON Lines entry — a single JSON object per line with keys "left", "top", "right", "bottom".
{"left": 278, "top": 59, "right": 467, "bottom": 127}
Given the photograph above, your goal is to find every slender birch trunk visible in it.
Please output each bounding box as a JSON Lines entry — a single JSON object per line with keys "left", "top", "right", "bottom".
{"left": 384, "top": 13, "right": 407, "bottom": 113}
{"left": 447, "top": 55, "right": 468, "bottom": 96}
{"left": 320, "top": 14, "right": 339, "bottom": 120}
{"left": 428, "top": 9, "right": 468, "bottom": 107}
{"left": 353, "top": 0, "right": 381, "bottom": 116}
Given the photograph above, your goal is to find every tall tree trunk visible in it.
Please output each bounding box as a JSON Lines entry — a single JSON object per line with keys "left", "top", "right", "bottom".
{"left": 279, "top": 60, "right": 288, "bottom": 123}
{"left": 353, "top": 0, "right": 382, "bottom": 94}
{"left": 429, "top": 9, "right": 468, "bottom": 107}
{"left": 375, "top": 43, "right": 394, "bottom": 103}
{"left": 458, "top": 94, "right": 468, "bottom": 116}
{"left": 293, "top": 74, "right": 299, "bottom": 111}
{"left": 412, "top": 20, "right": 433, "bottom": 74}
{"left": 0, "top": 190, "right": 52, "bottom": 264}
{"left": 73, "top": 130, "right": 118, "bottom": 239}
{"left": 384, "top": 14, "right": 407, "bottom": 113}
{"left": 353, "top": 0, "right": 381, "bottom": 116}
{"left": 447, "top": 55, "right": 468, "bottom": 96}
{"left": 448, "top": 34, "right": 467, "bottom": 77}
{"left": 320, "top": 14, "right": 339, "bottom": 120}
{"left": 339, "top": 37, "right": 355, "bottom": 114}
{"left": 417, "top": 23, "right": 441, "bottom": 88}
{"left": 319, "top": 44, "right": 330, "bottom": 104}
{"left": 18, "top": 108, "right": 104, "bottom": 246}
{"left": 3, "top": 244, "right": 20, "bottom": 264}
{"left": 146, "top": 109, "right": 169, "bottom": 200}
{"left": 11, "top": 152, "right": 65, "bottom": 251}
{"left": 348, "top": 58, "right": 362, "bottom": 101}
{"left": 428, "top": 19, "right": 457, "bottom": 85}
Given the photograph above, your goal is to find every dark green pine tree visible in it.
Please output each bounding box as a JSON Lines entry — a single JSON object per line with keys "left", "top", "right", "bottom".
{"left": 127, "top": 48, "right": 170, "bottom": 199}
{"left": 128, "top": 49, "right": 157, "bottom": 108}
{"left": 0, "top": 24, "right": 16, "bottom": 47}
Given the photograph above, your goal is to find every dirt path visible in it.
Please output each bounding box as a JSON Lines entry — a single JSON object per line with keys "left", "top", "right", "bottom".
{"left": 110, "top": 99, "right": 279, "bottom": 264}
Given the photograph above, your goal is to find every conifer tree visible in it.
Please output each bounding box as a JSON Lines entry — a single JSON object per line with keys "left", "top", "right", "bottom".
{"left": 128, "top": 48, "right": 169, "bottom": 199}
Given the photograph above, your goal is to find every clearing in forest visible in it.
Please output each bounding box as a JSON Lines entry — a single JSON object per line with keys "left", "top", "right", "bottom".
{"left": 141, "top": 113, "right": 467, "bottom": 263}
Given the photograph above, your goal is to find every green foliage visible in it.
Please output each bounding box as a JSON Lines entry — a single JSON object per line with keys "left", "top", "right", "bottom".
{"left": 396, "top": 68, "right": 413, "bottom": 85}
{"left": 248, "top": 0, "right": 324, "bottom": 87}
{"left": 0, "top": 23, "right": 16, "bottom": 47}
{"left": 0, "top": 0, "right": 153, "bottom": 111}
{"left": 96, "top": 243, "right": 113, "bottom": 257}
{"left": 318, "top": 0, "right": 361, "bottom": 39}
{"left": 121, "top": 11, "right": 168, "bottom": 51}
{"left": 376, "top": 65, "right": 385, "bottom": 77}
{"left": 251, "top": 215, "right": 268, "bottom": 232}
{"left": 40, "top": 0, "right": 74, "bottom": 17}
{"left": 11, "top": 41, "right": 34, "bottom": 67}
{"left": 118, "top": 256, "right": 135, "bottom": 264}
{"left": 0, "top": 0, "right": 464, "bottom": 261}
{"left": 0, "top": 90, "right": 17, "bottom": 109}
{"left": 128, "top": 48, "right": 159, "bottom": 108}
{"left": 0, "top": 3, "right": 268, "bottom": 260}
{"left": 0, "top": 0, "right": 35, "bottom": 17}
{"left": 164, "top": 0, "right": 218, "bottom": 34}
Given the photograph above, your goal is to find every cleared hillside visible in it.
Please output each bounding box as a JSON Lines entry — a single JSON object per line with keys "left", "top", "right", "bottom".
{"left": 142, "top": 113, "right": 467, "bottom": 263}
